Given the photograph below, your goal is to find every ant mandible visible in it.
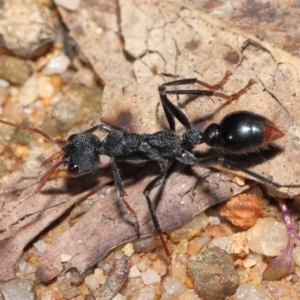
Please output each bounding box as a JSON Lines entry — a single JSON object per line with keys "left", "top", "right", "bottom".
{"left": 0, "top": 72, "right": 290, "bottom": 276}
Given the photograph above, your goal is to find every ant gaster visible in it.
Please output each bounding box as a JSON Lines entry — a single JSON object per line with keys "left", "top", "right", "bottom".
{"left": 0, "top": 72, "right": 290, "bottom": 276}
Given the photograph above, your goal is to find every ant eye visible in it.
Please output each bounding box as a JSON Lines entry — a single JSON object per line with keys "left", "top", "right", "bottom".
{"left": 68, "top": 164, "right": 78, "bottom": 172}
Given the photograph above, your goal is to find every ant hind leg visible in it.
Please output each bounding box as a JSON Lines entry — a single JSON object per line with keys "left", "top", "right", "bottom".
{"left": 143, "top": 171, "right": 172, "bottom": 277}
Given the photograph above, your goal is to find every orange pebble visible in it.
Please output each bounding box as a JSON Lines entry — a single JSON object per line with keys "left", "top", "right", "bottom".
{"left": 42, "top": 97, "right": 51, "bottom": 107}
{"left": 150, "top": 254, "right": 158, "bottom": 261}
{"left": 219, "top": 193, "right": 267, "bottom": 229}
{"left": 50, "top": 74, "right": 63, "bottom": 90}
{"left": 185, "top": 277, "right": 194, "bottom": 288}
{"left": 187, "top": 240, "right": 202, "bottom": 255}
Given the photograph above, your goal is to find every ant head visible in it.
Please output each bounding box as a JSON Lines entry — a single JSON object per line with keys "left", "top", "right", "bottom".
{"left": 63, "top": 132, "right": 102, "bottom": 175}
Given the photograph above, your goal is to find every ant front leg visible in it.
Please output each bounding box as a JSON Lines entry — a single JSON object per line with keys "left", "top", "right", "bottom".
{"left": 110, "top": 158, "right": 140, "bottom": 238}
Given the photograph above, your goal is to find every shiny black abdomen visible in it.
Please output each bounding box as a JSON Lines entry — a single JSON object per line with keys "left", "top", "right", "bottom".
{"left": 219, "top": 111, "right": 266, "bottom": 153}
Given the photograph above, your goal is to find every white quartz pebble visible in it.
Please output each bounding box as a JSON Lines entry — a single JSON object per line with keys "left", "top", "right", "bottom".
{"left": 43, "top": 52, "right": 70, "bottom": 75}
{"left": 247, "top": 217, "right": 288, "bottom": 256}
{"left": 140, "top": 269, "right": 161, "bottom": 285}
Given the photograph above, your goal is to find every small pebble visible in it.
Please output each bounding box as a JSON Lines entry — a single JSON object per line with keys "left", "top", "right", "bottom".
{"left": 47, "top": 83, "right": 102, "bottom": 134}
{"left": 122, "top": 243, "right": 134, "bottom": 256}
{"left": 114, "top": 250, "right": 124, "bottom": 260}
{"left": 187, "top": 247, "right": 239, "bottom": 300}
{"left": 133, "top": 237, "right": 161, "bottom": 252}
{"left": 247, "top": 217, "right": 288, "bottom": 256}
{"left": 0, "top": 55, "right": 32, "bottom": 84}
{"left": 208, "top": 216, "right": 220, "bottom": 225}
{"left": 211, "top": 236, "right": 232, "bottom": 253}
{"left": 174, "top": 239, "right": 188, "bottom": 254}
{"left": 243, "top": 258, "right": 258, "bottom": 268}
{"left": 234, "top": 283, "right": 271, "bottom": 300}
{"left": 43, "top": 52, "right": 70, "bottom": 75}
{"left": 49, "top": 75, "right": 63, "bottom": 90}
{"left": 37, "top": 76, "right": 54, "bottom": 98}
{"left": 171, "top": 254, "right": 189, "bottom": 282}
{"left": 128, "top": 266, "right": 141, "bottom": 278}
{"left": 0, "top": 3, "right": 54, "bottom": 58}
{"left": 169, "top": 212, "right": 209, "bottom": 242}
{"left": 162, "top": 277, "right": 186, "bottom": 298}
{"left": 187, "top": 241, "right": 201, "bottom": 256}
{"left": 0, "top": 277, "right": 35, "bottom": 300}
{"left": 94, "top": 268, "right": 106, "bottom": 285}
{"left": 137, "top": 286, "right": 159, "bottom": 300}
{"left": 84, "top": 274, "right": 100, "bottom": 293}
{"left": 17, "top": 258, "right": 27, "bottom": 273}
{"left": 184, "top": 277, "right": 194, "bottom": 289}
{"left": 75, "top": 67, "right": 98, "bottom": 88}
{"left": 207, "top": 223, "right": 232, "bottom": 237}
{"left": 219, "top": 192, "right": 267, "bottom": 229}
{"left": 137, "top": 259, "right": 146, "bottom": 272}
{"left": 112, "top": 294, "right": 125, "bottom": 300}
{"left": 231, "top": 232, "right": 249, "bottom": 256}
{"left": 33, "top": 240, "right": 47, "bottom": 253}
{"left": 0, "top": 78, "right": 9, "bottom": 87}
{"left": 141, "top": 269, "right": 161, "bottom": 285}
{"left": 19, "top": 75, "right": 38, "bottom": 106}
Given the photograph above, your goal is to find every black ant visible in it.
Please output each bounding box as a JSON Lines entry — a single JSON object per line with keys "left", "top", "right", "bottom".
{"left": 0, "top": 72, "right": 294, "bottom": 277}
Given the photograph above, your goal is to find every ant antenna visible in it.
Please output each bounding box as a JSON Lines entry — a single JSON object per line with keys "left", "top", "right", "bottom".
{"left": 0, "top": 119, "right": 67, "bottom": 226}
{"left": 0, "top": 119, "right": 66, "bottom": 148}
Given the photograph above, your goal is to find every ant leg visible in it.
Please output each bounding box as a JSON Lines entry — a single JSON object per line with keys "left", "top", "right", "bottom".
{"left": 164, "top": 79, "right": 256, "bottom": 103}
{"left": 158, "top": 93, "right": 191, "bottom": 131}
{"left": 159, "top": 84, "right": 193, "bottom": 131}
{"left": 84, "top": 124, "right": 114, "bottom": 134}
{"left": 213, "top": 79, "right": 256, "bottom": 102}
{"left": 195, "top": 71, "right": 232, "bottom": 90}
{"left": 159, "top": 73, "right": 255, "bottom": 131}
{"left": 176, "top": 150, "right": 217, "bottom": 166}
{"left": 0, "top": 119, "right": 66, "bottom": 148}
{"left": 158, "top": 73, "right": 232, "bottom": 129}
{"left": 177, "top": 151, "right": 298, "bottom": 189}
{"left": 110, "top": 158, "right": 140, "bottom": 238}
{"left": 217, "top": 157, "right": 300, "bottom": 188}
{"left": 143, "top": 171, "right": 172, "bottom": 277}
{"left": 161, "top": 71, "right": 231, "bottom": 90}
{"left": 159, "top": 76, "right": 222, "bottom": 131}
